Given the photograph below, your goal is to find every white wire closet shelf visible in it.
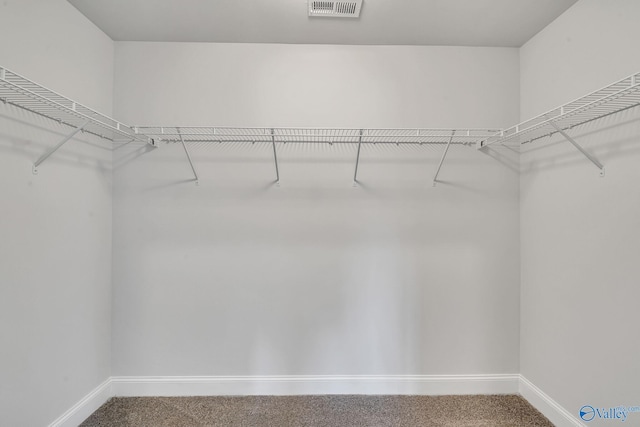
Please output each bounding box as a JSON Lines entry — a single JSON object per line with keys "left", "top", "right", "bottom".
{"left": 0, "top": 66, "right": 152, "bottom": 145}
{"left": 479, "top": 72, "right": 640, "bottom": 148}
{"left": 136, "top": 127, "right": 501, "bottom": 185}
{"left": 136, "top": 127, "right": 499, "bottom": 145}
{"left": 4, "top": 63, "right": 639, "bottom": 181}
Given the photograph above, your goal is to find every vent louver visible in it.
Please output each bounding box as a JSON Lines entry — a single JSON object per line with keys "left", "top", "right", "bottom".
{"left": 308, "top": 0, "right": 363, "bottom": 18}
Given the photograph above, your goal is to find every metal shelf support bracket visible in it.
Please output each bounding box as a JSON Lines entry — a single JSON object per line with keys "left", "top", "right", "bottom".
{"left": 548, "top": 121, "right": 605, "bottom": 177}
{"left": 432, "top": 131, "right": 455, "bottom": 186}
{"left": 353, "top": 129, "right": 363, "bottom": 184}
{"left": 32, "top": 119, "right": 91, "bottom": 175}
{"left": 178, "top": 129, "right": 199, "bottom": 185}
{"left": 271, "top": 129, "right": 280, "bottom": 184}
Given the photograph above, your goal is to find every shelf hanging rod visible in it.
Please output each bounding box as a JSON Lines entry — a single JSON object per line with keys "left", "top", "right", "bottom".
{"left": 178, "top": 129, "right": 199, "bottom": 185}
{"left": 548, "top": 121, "right": 605, "bottom": 176}
{"left": 32, "top": 119, "right": 90, "bottom": 174}
{"left": 432, "top": 131, "right": 456, "bottom": 186}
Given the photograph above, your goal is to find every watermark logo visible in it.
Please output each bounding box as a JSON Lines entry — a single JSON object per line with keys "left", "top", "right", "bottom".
{"left": 579, "top": 404, "right": 640, "bottom": 422}
{"left": 580, "top": 406, "right": 596, "bottom": 422}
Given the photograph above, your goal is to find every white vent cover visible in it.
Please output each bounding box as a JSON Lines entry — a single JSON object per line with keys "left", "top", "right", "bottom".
{"left": 308, "top": 0, "right": 363, "bottom": 18}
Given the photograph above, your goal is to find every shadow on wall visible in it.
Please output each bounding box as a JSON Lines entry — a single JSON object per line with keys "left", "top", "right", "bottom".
{"left": 0, "top": 105, "right": 114, "bottom": 175}
{"left": 113, "top": 139, "right": 518, "bottom": 201}
{"left": 479, "top": 143, "right": 520, "bottom": 173}
{"left": 112, "top": 142, "right": 156, "bottom": 171}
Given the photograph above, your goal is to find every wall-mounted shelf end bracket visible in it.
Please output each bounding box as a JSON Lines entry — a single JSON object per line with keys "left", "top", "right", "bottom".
{"left": 548, "top": 121, "right": 605, "bottom": 177}
{"left": 32, "top": 119, "right": 91, "bottom": 175}
{"left": 133, "top": 127, "right": 157, "bottom": 147}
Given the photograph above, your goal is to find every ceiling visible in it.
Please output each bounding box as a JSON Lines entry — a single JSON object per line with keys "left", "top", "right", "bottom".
{"left": 68, "top": 0, "right": 578, "bottom": 47}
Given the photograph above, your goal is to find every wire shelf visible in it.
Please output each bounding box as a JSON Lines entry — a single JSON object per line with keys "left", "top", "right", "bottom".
{"left": 136, "top": 126, "right": 500, "bottom": 146}
{"left": 480, "top": 72, "right": 640, "bottom": 148}
{"left": 0, "top": 66, "right": 152, "bottom": 145}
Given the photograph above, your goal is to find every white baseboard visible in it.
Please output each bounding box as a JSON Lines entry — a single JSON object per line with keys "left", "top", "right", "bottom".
{"left": 50, "top": 374, "right": 583, "bottom": 427}
{"left": 111, "top": 374, "right": 520, "bottom": 397}
{"left": 519, "top": 376, "right": 585, "bottom": 427}
{"left": 47, "top": 379, "right": 112, "bottom": 427}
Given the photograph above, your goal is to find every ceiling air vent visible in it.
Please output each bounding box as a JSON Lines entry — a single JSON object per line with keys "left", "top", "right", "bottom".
{"left": 308, "top": 0, "right": 363, "bottom": 18}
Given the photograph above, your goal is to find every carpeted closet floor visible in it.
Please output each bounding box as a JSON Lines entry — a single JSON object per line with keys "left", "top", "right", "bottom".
{"left": 80, "top": 394, "right": 555, "bottom": 426}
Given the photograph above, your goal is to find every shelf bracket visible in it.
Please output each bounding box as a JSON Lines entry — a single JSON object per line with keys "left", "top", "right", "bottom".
{"left": 353, "top": 129, "right": 363, "bottom": 184}
{"left": 32, "top": 119, "right": 91, "bottom": 175}
{"left": 432, "top": 131, "right": 455, "bottom": 186}
{"left": 271, "top": 129, "right": 280, "bottom": 184}
{"left": 548, "top": 121, "right": 605, "bottom": 177}
{"left": 178, "top": 129, "right": 199, "bottom": 185}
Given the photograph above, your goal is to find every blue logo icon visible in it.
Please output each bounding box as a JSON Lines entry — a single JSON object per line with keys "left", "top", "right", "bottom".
{"left": 580, "top": 405, "right": 596, "bottom": 422}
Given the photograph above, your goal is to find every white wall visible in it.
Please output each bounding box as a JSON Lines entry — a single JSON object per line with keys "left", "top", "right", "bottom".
{"left": 520, "top": 0, "right": 640, "bottom": 425}
{"left": 111, "top": 43, "right": 522, "bottom": 379}
{"left": 0, "top": 1, "right": 114, "bottom": 426}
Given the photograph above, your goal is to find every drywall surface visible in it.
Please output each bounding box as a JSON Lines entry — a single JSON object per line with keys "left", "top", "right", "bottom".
{"left": 520, "top": 0, "right": 640, "bottom": 424}
{"left": 112, "top": 43, "right": 521, "bottom": 379}
{"left": 0, "top": 1, "right": 114, "bottom": 426}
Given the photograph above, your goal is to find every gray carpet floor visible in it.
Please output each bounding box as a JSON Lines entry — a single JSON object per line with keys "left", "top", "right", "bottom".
{"left": 80, "top": 394, "right": 555, "bottom": 426}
